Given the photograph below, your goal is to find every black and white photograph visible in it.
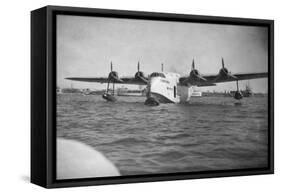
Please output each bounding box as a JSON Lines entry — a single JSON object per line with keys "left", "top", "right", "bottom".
{"left": 56, "top": 14, "right": 269, "bottom": 180}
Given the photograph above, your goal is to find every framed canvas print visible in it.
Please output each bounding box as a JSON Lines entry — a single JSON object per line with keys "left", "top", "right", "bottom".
{"left": 31, "top": 5, "right": 274, "bottom": 188}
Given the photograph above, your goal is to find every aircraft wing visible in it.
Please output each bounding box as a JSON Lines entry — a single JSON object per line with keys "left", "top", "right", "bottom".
{"left": 179, "top": 72, "right": 268, "bottom": 87}
{"left": 65, "top": 77, "right": 147, "bottom": 85}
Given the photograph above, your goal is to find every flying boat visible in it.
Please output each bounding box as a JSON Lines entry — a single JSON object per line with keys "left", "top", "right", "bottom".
{"left": 66, "top": 58, "right": 267, "bottom": 106}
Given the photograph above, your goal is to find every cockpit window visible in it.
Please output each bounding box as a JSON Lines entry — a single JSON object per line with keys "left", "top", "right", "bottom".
{"left": 150, "top": 72, "right": 166, "bottom": 78}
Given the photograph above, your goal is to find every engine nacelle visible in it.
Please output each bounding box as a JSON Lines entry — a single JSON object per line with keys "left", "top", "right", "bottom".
{"left": 219, "top": 67, "right": 229, "bottom": 77}
{"left": 215, "top": 58, "right": 237, "bottom": 81}
{"left": 135, "top": 71, "right": 144, "bottom": 78}
{"left": 108, "top": 71, "right": 123, "bottom": 83}
{"left": 188, "top": 60, "right": 206, "bottom": 82}
{"left": 218, "top": 66, "right": 236, "bottom": 79}
{"left": 135, "top": 71, "right": 148, "bottom": 83}
{"left": 189, "top": 69, "right": 200, "bottom": 80}
{"left": 134, "top": 62, "right": 148, "bottom": 83}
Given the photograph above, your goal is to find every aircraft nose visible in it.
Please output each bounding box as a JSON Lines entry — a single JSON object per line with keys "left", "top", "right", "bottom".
{"left": 146, "top": 77, "right": 161, "bottom": 100}
{"left": 148, "top": 77, "right": 158, "bottom": 90}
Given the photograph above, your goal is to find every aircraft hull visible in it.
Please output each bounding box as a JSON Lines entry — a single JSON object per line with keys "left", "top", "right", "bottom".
{"left": 147, "top": 75, "right": 180, "bottom": 104}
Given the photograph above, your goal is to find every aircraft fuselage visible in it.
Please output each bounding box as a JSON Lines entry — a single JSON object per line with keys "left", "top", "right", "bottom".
{"left": 146, "top": 72, "right": 192, "bottom": 104}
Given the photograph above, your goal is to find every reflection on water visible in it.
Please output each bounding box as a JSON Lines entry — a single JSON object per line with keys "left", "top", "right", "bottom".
{"left": 57, "top": 94, "right": 268, "bottom": 176}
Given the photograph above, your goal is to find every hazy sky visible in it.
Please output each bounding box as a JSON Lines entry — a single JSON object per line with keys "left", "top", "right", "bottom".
{"left": 57, "top": 15, "right": 268, "bottom": 93}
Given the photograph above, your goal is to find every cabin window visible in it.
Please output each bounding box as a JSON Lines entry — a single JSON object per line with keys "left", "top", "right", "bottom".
{"left": 150, "top": 72, "right": 166, "bottom": 78}
{"left": 174, "top": 86, "right": 176, "bottom": 98}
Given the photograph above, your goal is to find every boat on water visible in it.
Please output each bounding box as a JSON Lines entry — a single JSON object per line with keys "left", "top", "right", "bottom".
{"left": 191, "top": 91, "right": 202, "bottom": 97}
{"left": 117, "top": 87, "right": 146, "bottom": 97}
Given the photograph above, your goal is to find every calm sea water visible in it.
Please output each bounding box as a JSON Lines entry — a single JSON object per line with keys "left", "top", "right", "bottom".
{"left": 57, "top": 94, "right": 268, "bottom": 176}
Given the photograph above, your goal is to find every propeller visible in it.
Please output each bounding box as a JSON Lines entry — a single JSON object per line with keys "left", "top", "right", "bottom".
{"left": 108, "top": 62, "right": 123, "bottom": 83}
{"left": 134, "top": 61, "right": 148, "bottom": 84}
{"left": 192, "top": 59, "right": 195, "bottom": 70}
{"left": 214, "top": 58, "right": 237, "bottom": 81}
{"left": 189, "top": 59, "right": 207, "bottom": 82}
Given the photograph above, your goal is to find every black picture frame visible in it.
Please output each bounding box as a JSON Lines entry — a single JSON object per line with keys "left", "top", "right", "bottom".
{"left": 31, "top": 5, "right": 274, "bottom": 188}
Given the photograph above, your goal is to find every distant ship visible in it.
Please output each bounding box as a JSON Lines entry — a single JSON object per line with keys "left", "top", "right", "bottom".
{"left": 59, "top": 83, "right": 82, "bottom": 94}
{"left": 82, "top": 88, "right": 97, "bottom": 95}
{"left": 117, "top": 87, "right": 146, "bottom": 97}
{"left": 61, "top": 88, "right": 81, "bottom": 94}
{"left": 191, "top": 90, "right": 202, "bottom": 97}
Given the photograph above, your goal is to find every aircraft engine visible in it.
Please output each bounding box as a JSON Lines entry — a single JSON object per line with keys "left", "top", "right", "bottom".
{"left": 189, "top": 59, "right": 207, "bottom": 82}
{"left": 135, "top": 71, "right": 148, "bottom": 83}
{"left": 215, "top": 58, "right": 237, "bottom": 81}
{"left": 107, "top": 62, "right": 123, "bottom": 83}
{"left": 134, "top": 62, "right": 148, "bottom": 84}
{"left": 108, "top": 71, "right": 120, "bottom": 81}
